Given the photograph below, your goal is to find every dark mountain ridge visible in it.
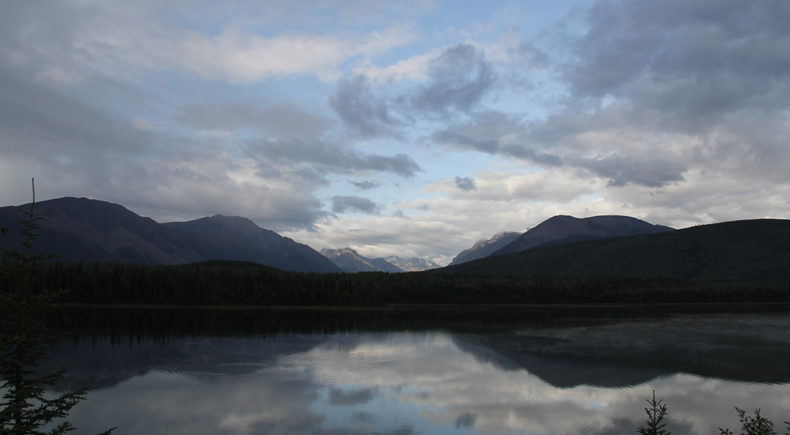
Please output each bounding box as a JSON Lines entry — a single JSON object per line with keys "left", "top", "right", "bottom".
{"left": 164, "top": 215, "right": 340, "bottom": 272}
{"left": 0, "top": 197, "right": 195, "bottom": 264}
{"left": 493, "top": 215, "right": 673, "bottom": 256}
{"left": 0, "top": 197, "right": 340, "bottom": 273}
{"left": 446, "top": 219, "right": 790, "bottom": 282}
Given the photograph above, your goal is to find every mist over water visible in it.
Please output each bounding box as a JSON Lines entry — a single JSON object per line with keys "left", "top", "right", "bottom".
{"left": 45, "top": 307, "right": 790, "bottom": 434}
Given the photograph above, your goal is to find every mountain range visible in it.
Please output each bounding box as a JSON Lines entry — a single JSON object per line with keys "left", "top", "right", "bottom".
{"left": 450, "top": 215, "right": 672, "bottom": 266}
{"left": 0, "top": 197, "right": 446, "bottom": 273}
{"left": 382, "top": 256, "right": 440, "bottom": 272}
{"left": 3, "top": 197, "right": 788, "bottom": 282}
{"left": 0, "top": 197, "right": 340, "bottom": 273}
{"left": 320, "top": 248, "right": 442, "bottom": 272}
{"left": 446, "top": 218, "right": 790, "bottom": 282}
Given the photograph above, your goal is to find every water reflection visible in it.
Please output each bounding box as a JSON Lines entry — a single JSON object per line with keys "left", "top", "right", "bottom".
{"left": 46, "top": 310, "right": 790, "bottom": 434}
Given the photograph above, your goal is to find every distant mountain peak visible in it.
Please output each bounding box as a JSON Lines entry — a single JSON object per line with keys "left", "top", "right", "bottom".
{"left": 320, "top": 249, "right": 438, "bottom": 273}
{"left": 321, "top": 247, "right": 402, "bottom": 273}
{"left": 494, "top": 214, "right": 673, "bottom": 256}
{"left": 322, "top": 247, "right": 358, "bottom": 256}
{"left": 450, "top": 231, "right": 521, "bottom": 266}
{"left": 383, "top": 256, "right": 440, "bottom": 272}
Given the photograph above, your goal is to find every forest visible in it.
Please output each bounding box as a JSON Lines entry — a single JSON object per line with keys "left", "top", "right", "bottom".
{"left": 7, "top": 260, "right": 788, "bottom": 307}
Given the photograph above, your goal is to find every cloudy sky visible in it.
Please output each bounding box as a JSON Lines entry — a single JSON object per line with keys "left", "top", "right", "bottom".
{"left": 2, "top": 0, "right": 790, "bottom": 264}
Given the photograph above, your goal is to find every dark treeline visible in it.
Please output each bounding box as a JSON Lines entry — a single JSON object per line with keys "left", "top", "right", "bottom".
{"left": 49, "top": 303, "right": 790, "bottom": 347}
{"left": 6, "top": 260, "right": 789, "bottom": 307}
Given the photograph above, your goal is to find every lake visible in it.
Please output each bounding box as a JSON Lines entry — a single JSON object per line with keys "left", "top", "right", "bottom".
{"left": 44, "top": 305, "right": 790, "bottom": 434}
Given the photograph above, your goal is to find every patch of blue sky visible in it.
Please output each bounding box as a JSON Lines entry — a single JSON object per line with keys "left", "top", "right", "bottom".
{"left": 311, "top": 383, "right": 475, "bottom": 435}
{"left": 255, "top": 75, "right": 336, "bottom": 108}
{"left": 580, "top": 194, "right": 603, "bottom": 202}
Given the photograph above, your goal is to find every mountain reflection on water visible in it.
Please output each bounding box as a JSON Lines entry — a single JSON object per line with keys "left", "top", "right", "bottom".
{"left": 44, "top": 306, "right": 790, "bottom": 434}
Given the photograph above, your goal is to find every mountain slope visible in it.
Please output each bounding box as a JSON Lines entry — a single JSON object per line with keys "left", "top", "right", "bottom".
{"left": 445, "top": 219, "right": 790, "bottom": 282}
{"left": 321, "top": 248, "right": 380, "bottom": 272}
{"left": 494, "top": 215, "right": 673, "bottom": 256}
{"left": 163, "top": 215, "right": 341, "bottom": 273}
{"left": 450, "top": 232, "right": 521, "bottom": 265}
{"left": 0, "top": 197, "right": 341, "bottom": 272}
{"left": 0, "top": 197, "right": 197, "bottom": 264}
{"left": 368, "top": 257, "right": 403, "bottom": 273}
{"left": 321, "top": 248, "right": 402, "bottom": 273}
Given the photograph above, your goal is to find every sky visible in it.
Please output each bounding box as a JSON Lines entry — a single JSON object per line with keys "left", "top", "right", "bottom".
{"left": 2, "top": 0, "right": 790, "bottom": 265}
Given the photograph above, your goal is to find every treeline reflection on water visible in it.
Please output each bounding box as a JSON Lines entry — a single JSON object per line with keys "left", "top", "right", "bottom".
{"left": 47, "top": 304, "right": 790, "bottom": 386}
{"left": 49, "top": 303, "right": 786, "bottom": 340}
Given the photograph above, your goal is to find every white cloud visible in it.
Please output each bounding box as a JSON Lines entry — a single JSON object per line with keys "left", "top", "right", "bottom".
{"left": 168, "top": 26, "right": 416, "bottom": 83}
{"left": 1, "top": 3, "right": 417, "bottom": 85}
{"left": 424, "top": 167, "right": 599, "bottom": 203}
{"left": 353, "top": 51, "right": 436, "bottom": 83}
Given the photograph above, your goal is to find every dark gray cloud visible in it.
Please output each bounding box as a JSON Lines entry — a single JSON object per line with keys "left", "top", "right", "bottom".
{"left": 425, "top": 0, "right": 790, "bottom": 189}
{"left": 455, "top": 412, "right": 476, "bottom": 428}
{"left": 572, "top": 154, "right": 686, "bottom": 188}
{"left": 0, "top": 68, "right": 154, "bottom": 186}
{"left": 432, "top": 112, "right": 563, "bottom": 166}
{"left": 247, "top": 139, "right": 420, "bottom": 177}
{"left": 433, "top": 109, "right": 686, "bottom": 188}
{"left": 454, "top": 176, "right": 476, "bottom": 191}
{"left": 331, "top": 196, "right": 379, "bottom": 214}
{"left": 410, "top": 44, "right": 495, "bottom": 114}
{"left": 330, "top": 43, "right": 495, "bottom": 137}
{"left": 565, "top": 0, "right": 790, "bottom": 131}
{"left": 351, "top": 180, "right": 380, "bottom": 190}
{"left": 434, "top": 129, "right": 562, "bottom": 166}
{"left": 329, "top": 75, "right": 401, "bottom": 138}
{"left": 0, "top": 69, "right": 153, "bottom": 157}
{"left": 549, "top": 0, "right": 790, "bottom": 187}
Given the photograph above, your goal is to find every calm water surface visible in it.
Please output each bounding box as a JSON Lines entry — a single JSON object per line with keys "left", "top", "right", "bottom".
{"left": 45, "top": 306, "right": 790, "bottom": 434}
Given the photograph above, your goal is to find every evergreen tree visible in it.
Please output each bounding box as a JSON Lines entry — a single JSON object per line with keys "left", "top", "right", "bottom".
{"left": 638, "top": 390, "right": 671, "bottom": 435}
{"left": 719, "top": 408, "right": 777, "bottom": 435}
{"left": 0, "top": 179, "right": 112, "bottom": 434}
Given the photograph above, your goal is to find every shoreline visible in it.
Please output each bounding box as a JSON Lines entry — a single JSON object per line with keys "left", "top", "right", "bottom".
{"left": 54, "top": 301, "right": 790, "bottom": 311}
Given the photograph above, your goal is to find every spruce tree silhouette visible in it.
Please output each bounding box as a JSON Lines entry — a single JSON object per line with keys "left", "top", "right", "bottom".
{"left": 0, "top": 179, "right": 114, "bottom": 434}
{"left": 638, "top": 390, "right": 670, "bottom": 435}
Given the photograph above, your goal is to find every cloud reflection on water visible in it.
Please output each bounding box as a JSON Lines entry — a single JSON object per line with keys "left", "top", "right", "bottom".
{"left": 55, "top": 319, "right": 790, "bottom": 435}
